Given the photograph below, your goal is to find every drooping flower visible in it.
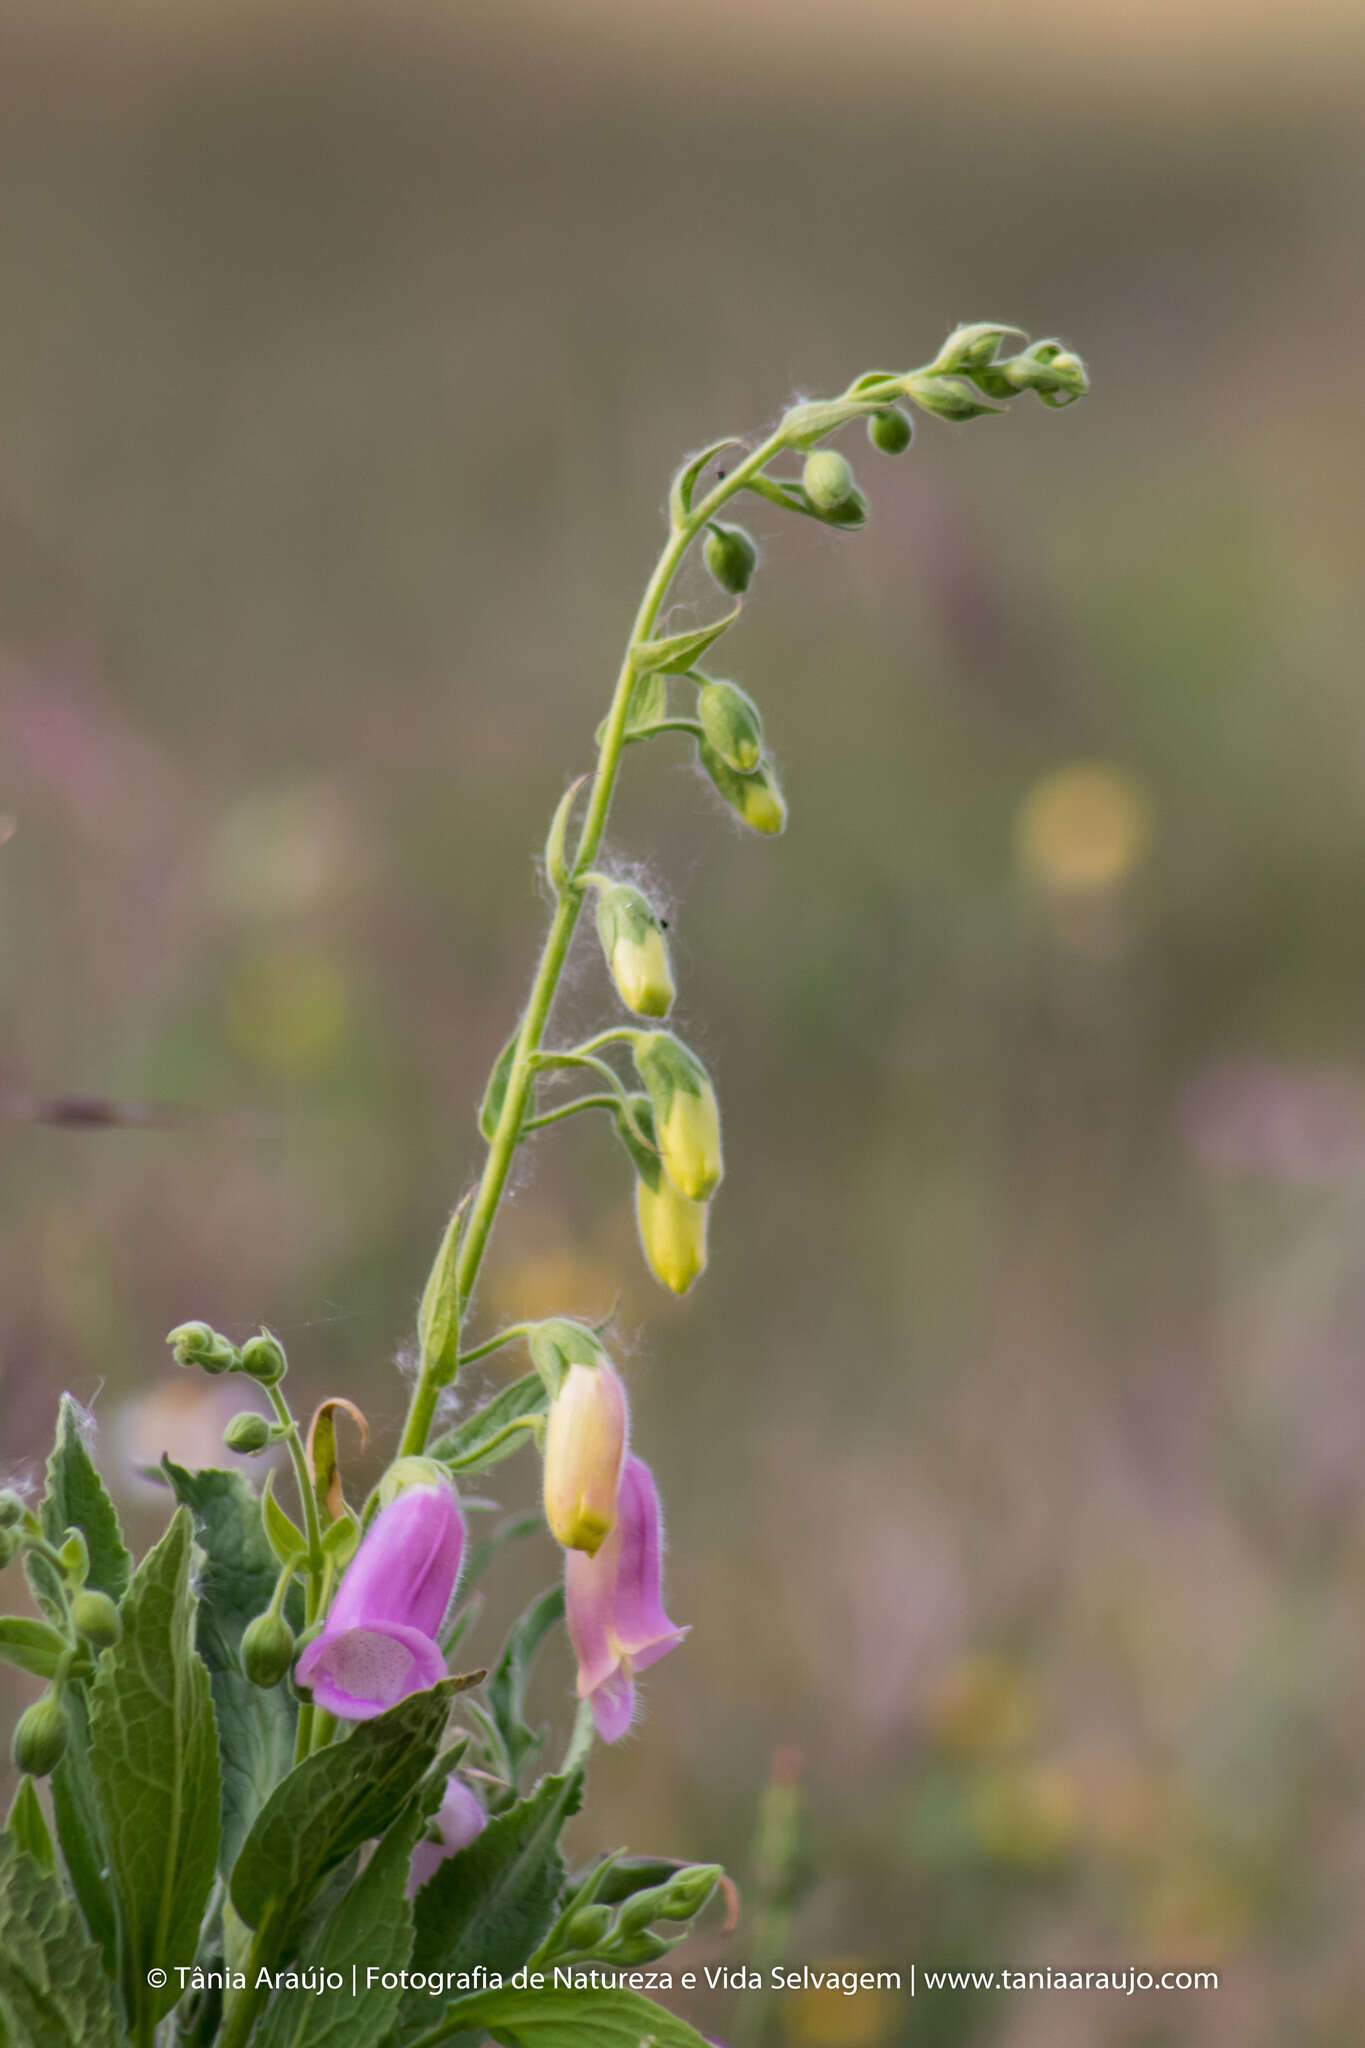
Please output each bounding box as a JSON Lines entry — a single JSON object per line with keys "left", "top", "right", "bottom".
{"left": 406, "top": 1772, "right": 486, "bottom": 1897}
{"left": 295, "top": 1477, "right": 463, "bottom": 1720}
{"left": 635, "top": 1169, "right": 708, "bottom": 1295}
{"left": 542, "top": 1359, "right": 628, "bottom": 1555}
{"left": 565, "top": 1454, "right": 687, "bottom": 1742}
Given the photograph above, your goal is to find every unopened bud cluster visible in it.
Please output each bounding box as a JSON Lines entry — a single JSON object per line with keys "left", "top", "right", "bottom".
{"left": 167, "top": 1322, "right": 288, "bottom": 1387}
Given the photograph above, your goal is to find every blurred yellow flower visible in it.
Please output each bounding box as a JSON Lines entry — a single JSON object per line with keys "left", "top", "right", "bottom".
{"left": 1015, "top": 761, "right": 1153, "bottom": 895}
{"left": 969, "top": 1761, "right": 1079, "bottom": 1866}
{"left": 1138, "top": 1860, "right": 1254, "bottom": 1962}
{"left": 227, "top": 941, "right": 351, "bottom": 1071}
{"left": 925, "top": 1652, "right": 1034, "bottom": 1757}
{"left": 787, "top": 1958, "right": 899, "bottom": 2047}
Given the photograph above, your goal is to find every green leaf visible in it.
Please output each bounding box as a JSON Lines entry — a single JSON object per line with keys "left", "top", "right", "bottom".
{"left": 38, "top": 1396, "right": 132, "bottom": 1606}
{"left": 479, "top": 1032, "right": 522, "bottom": 1142}
{"left": 252, "top": 1807, "right": 421, "bottom": 2048}
{"left": 0, "top": 1617, "right": 68, "bottom": 1681}
{"left": 412, "top": 1982, "right": 713, "bottom": 2048}
{"left": 399, "top": 1770, "right": 583, "bottom": 2039}
{"left": 5, "top": 1778, "right": 54, "bottom": 1875}
{"left": 261, "top": 1469, "right": 308, "bottom": 1565}
{"left": 231, "top": 1680, "right": 461, "bottom": 1935}
{"left": 431, "top": 1375, "right": 548, "bottom": 1472}
{"left": 418, "top": 1196, "right": 471, "bottom": 1387}
{"left": 0, "top": 1833, "right": 126, "bottom": 2048}
{"left": 487, "top": 1586, "right": 565, "bottom": 1785}
{"left": 668, "top": 436, "right": 744, "bottom": 525}
{"left": 632, "top": 603, "right": 741, "bottom": 677}
{"left": 48, "top": 1686, "right": 118, "bottom": 1975}
{"left": 161, "top": 1460, "right": 301, "bottom": 1874}
{"left": 88, "top": 1507, "right": 221, "bottom": 2032}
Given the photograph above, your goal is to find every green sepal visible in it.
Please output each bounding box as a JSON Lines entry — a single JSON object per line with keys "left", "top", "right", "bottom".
{"left": 902, "top": 371, "right": 1005, "bottom": 421}
{"left": 632, "top": 602, "right": 741, "bottom": 677}
{"left": 0, "top": 1617, "right": 69, "bottom": 1681}
{"left": 430, "top": 1374, "right": 549, "bottom": 1472}
{"left": 320, "top": 1508, "right": 362, "bottom": 1566}
{"left": 931, "top": 321, "right": 1025, "bottom": 373}
{"left": 5, "top": 1776, "right": 55, "bottom": 1874}
{"left": 479, "top": 1030, "right": 526, "bottom": 1143}
{"left": 612, "top": 1093, "right": 662, "bottom": 1187}
{"left": 418, "top": 1193, "right": 471, "bottom": 1388}
{"left": 526, "top": 1319, "right": 608, "bottom": 1400}
{"left": 543, "top": 774, "right": 587, "bottom": 890}
{"left": 260, "top": 1468, "right": 308, "bottom": 1566}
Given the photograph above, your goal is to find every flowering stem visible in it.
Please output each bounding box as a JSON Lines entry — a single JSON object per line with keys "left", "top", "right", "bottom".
{"left": 396, "top": 422, "right": 790, "bottom": 1459}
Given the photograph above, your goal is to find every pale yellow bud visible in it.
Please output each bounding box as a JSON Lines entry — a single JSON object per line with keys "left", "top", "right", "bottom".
{"left": 658, "top": 1085, "right": 723, "bottom": 1202}
{"left": 542, "top": 1360, "right": 628, "bottom": 1555}
{"left": 597, "top": 884, "right": 675, "bottom": 1018}
{"left": 636, "top": 1174, "right": 708, "bottom": 1294}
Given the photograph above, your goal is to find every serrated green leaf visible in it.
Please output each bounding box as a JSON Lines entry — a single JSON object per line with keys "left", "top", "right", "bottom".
{"left": 412, "top": 1981, "right": 713, "bottom": 2048}
{"left": 397, "top": 1770, "right": 582, "bottom": 2041}
{"left": 479, "top": 1032, "right": 523, "bottom": 1143}
{"left": 632, "top": 604, "right": 741, "bottom": 677}
{"left": 48, "top": 1686, "right": 118, "bottom": 1975}
{"left": 252, "top": 1807, "right": 421, "bottom": 2048}
{"left": 231, "top": 1680, "right": 461, "bottom": 1934}
{"left": 430, "top": 1375, "right": 548, "bottom": 1473}
{"left": 0, "top": 1833, "right": 125, "bottom": 2048}
{"left": 4, "top": 1778, "right": 54, "bottom": 1875}
{"left": 161, "top": 1460, "right": 300, "bottom": 1874}
{"left": 88, "top": 1507, "right": 221, "bottom": 2032}
{"left": 487, "top": 1586, "right": 565, "bottom": 1786}
{"left": 38, "top": 1397, "right": 132, "bottom": 1607}
{"left": 0, "top": 1617, "right": 68, "bottom": 1681}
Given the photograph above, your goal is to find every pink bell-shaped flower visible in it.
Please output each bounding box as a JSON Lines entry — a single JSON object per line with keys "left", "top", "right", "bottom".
{"left": 565, "top": 1455, "right": 687, "bottom": 1741}
{"left": 295, "top": 1478, "right": 464, "bottom": 1720}
{"left": 406, "top": 1772, "right": 487, "bottom": 1897}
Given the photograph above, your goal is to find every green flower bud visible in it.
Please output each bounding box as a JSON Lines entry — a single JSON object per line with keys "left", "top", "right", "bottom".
{"left": 12, "top": 1691, "right": 66, "bottom": 1778}
{"left": 167, "top": 1320, "right": 239, "bottom": 1376}
{"left": 802, "top": 450, "right": 858, "bottom": 513}
{"left": 596, "top": 885, "right": 675, "bottom": 1019}
{"left": 0, "top": 1527, "right": 19, "bottom": 1569}
{"left": 702, "top": 523, "right": 758, "bottom": 596}
{"left": 868, "top": 406, "right": 913, "bottom": 455}
{"left": 224, "top": 1411, "right": 273, "bottom": 1456}
{"left": 698, "top": 742, "right": 787, "bottom": 836}
{"left": 58, "top": 1530, "right": 89, "bottom": 1586}
{"left": 697, "top": 679, "right": 763, "bottom": 775}
{"left": 636, "top": 1172, "right": 708, "bottom": 1295}
{"left": 239, "top": 1331, "right": 287, "bottom": 1387}
{"left": 71, "top": 1590, "right": 122, "bottom": 1648}
{"left": 0, "top": 1491, "right": 25, "bottom": 1531}
{"left": 241, "top": 1610, "right": 296, "bottom": 1688}
{"left": 561, "top": 1903, "right": 613, "bottom": 1952}
{"left": 634, "top": 1034, "right": 723, "bottom": 1202}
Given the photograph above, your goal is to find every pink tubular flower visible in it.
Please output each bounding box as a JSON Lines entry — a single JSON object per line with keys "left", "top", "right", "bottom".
{"left": 406, "top": 1773, "right": 487, "bottom": 1897}
{"left": 565, "top": 1454, "right": 688, "bottom": 1742}
{"left": 295, "top": 1480, "right": 464, "bottom": 1720}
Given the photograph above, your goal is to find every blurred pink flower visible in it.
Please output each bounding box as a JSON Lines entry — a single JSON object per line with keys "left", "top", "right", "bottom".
{"left": 406, "top": 1772, "right": 486, "bottom": 1896}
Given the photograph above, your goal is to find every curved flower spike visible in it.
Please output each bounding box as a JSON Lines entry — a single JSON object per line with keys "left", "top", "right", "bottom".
{"left": 565, "top": 1454, "right": 688, "bottom": 1742}
{"left": 406, "top": 1772, "right": 487, "bottom": 1898}
{"left": 295, "top": 1479, "right": 464, "bottom": 1720}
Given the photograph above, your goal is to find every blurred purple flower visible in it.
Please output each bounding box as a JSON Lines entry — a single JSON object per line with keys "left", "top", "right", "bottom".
{"left": 565, "top": 1454, "right": 687, "bottom": 1742}
{"left": 295, "top": 1481, "right": 463, "bottom": 1719}
{"left": 406, "top": 1772, "right": 486, "bottom": 1897}
{"left": 1181, "top": 1059, "right": 1365, "bottom": 1185}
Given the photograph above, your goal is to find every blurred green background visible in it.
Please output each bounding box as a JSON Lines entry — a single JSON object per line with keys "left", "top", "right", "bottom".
{"left": 3, "top": 3, "right": 1365, "bottom": 2041}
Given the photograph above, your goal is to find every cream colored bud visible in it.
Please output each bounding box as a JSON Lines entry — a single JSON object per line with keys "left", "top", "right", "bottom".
{"left": 636, "top": 1173, "right": 708, "bottom": 1294}
{"left": 542, "top": 1360, "right": 628, "bottom": 1555}
{"left": 597, "top": 885, "right": 675, "bottom": 1018}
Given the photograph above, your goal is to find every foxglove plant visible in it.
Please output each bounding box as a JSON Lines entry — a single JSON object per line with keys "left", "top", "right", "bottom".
{"left": 0, "top": 324, "right": 1086, "bottom": 2048}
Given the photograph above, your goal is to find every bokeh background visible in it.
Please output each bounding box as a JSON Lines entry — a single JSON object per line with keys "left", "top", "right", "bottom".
{"left": 3, "top": 2, "right": 1365, "bottom": 2041}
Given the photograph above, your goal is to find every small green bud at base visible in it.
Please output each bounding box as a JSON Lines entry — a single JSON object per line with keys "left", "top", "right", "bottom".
{"left": 698, "top": 742, "right": 787, "bottom": 836}
{"left": 58, "top": 1530, "right": 89, "bottom": 1585}
{"left": 240, "top": 1331, "right": 287, "bottom": 1386}
{"left": 703, "top": 523, "right": 758, "bottom": 596}
{"left": 241, "top": 1610, "right": 296, "bottom": 1688}
{"left": 596, "top": 885, "right": 675, "bottom": 1018}
{"left": 868, "top": 406, "right": 913, "bottom": 455}
{"left": 167, "top": 1321, "right": 239, "bottom": 1376}
{"left": 802, "top": 450, "right": 857, "bottom": 513}
{"left": 0, "top": 1492, "right": 25, "bottom": 1530}
{"left": 698, "top": 679, "right": 763, "bottom": 775}
{"left": 561, "top": 1903, "right": 614, "bottom": 1951}
{"left": 70, "top": 1590, "right": 122, "bottom": 1648}
{"left": 12, "top": 1692, "right": 66, "bottom": 1777}
{"left": 224, "top": 1411, "right": 273, "bottom": 1455}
